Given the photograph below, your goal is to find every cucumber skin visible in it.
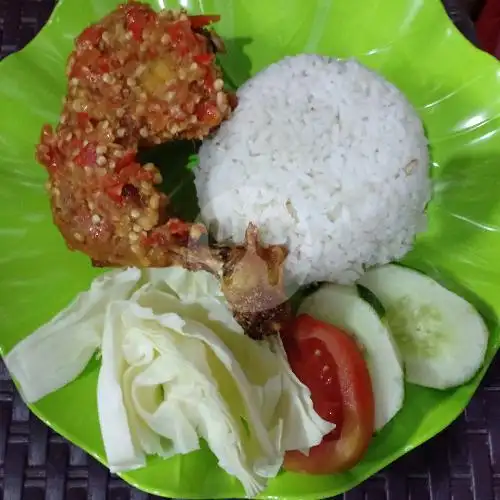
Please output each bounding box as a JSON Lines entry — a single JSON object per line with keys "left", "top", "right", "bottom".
{"left": 299, "top": 284, "right": 405, "bottom": 430}
{"left": 358, "top": 264, "right": 489, "bottom": 390}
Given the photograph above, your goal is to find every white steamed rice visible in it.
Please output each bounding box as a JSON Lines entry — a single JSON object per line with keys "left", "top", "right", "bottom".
{"left": 194, "top": 55, "right": 430, "bottom": 285}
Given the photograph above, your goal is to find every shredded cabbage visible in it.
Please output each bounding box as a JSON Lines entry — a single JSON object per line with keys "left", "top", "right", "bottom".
{"left": 4, "top": 267, "right": 333, "bottom": 496}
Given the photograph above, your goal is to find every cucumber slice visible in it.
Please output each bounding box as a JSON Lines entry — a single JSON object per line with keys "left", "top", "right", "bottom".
{"left": 299, "top": 284, "right": 404, "bottom": 431}
{"left": 358, "top": 264, "right": 489, "bottom": 390}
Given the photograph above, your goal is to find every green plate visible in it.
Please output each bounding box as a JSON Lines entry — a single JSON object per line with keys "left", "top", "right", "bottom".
{"left": 1, "top": 0, "right": 500, "bottom": 498}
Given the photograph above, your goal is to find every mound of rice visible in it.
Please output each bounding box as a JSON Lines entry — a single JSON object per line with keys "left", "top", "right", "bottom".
{"left": 195, "top": 55, "right": 430, "bottom": 285}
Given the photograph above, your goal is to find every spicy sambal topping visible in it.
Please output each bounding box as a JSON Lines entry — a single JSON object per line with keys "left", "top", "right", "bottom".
{"left": 35, "top": 2, "right": 291, "bottom": 340}
{"left": 35, "top": 2, "right": 234, "bottom": 268}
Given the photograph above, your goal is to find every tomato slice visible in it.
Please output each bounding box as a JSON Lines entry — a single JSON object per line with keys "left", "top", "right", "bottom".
{"left": 142, "top": 231, "right": 163, "bottom": 247}
{"left": 188, "top": 15, "right": 221, "bottom": 30}
{"left": 195, "top": 101, "right": 220, "bottom": 125}
{"left": 204, "top": 70, "right": 215, "bottom": 90}
{"left": 283, "top": 314, "right": 375, "bottom": 474}
{"left": 74, "top": 143, "right": 97, "bottom": 168}
{"left": 117, "top": 163, "right": 154, "bottom": 183}
{"left": 76, "top": 113, "right": 90, "bottom": 127}
{"left": 76, "top": 25, "right": 104, "bottom": 47}
{"left": 96, "top": 57, "right": 111, "bottom": 74}
{"left": 125, "top": 3, "right": 155, "bottom": 41}
{"left": 104, "top": 183, "right": 124, "bottom": 204}
{"left": 167, "top": 20, "right": 199, "bottom": 56}
{"left": 193, "top": 53, "right": 215, "bottom": 65}
{"left": 114, "top": 149, "right": 137, "bottom": 172}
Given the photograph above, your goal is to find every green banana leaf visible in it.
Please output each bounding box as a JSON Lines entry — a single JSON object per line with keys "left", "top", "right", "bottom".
{"left": 1, "top": 0, "right": 500, "bottom": 498}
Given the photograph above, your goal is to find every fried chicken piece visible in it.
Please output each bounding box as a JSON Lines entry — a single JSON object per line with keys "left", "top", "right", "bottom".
{"left": 36, "top": 4, "right": 291, "bottom": 340}
{"left": 88, "top": 221, "right": 293, "bottom": 340}
{"left": 36, "top": 3, "right": 235, "bottom": 268}
{"left": 65, "top": 2, "right": 232, "bottom": 143}
{"left": 218, "top": 224, "right": 293, "bottom": 340}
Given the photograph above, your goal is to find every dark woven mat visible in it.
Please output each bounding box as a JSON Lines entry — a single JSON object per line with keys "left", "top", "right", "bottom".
{"left": 0, "top": 1, "right": 498, "bottom": 499}
{"left": 2, "top": 358, "right": 500, "bottom": 500}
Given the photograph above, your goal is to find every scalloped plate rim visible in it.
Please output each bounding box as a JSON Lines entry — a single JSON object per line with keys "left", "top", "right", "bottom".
{"left": 1, "top": 0, "right": 500, "bottom": 499}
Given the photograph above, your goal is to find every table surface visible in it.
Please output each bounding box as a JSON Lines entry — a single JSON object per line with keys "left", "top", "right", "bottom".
{"left": 1, "top": 1, "right": 499, "bottom": 499}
